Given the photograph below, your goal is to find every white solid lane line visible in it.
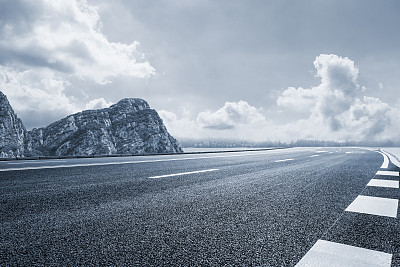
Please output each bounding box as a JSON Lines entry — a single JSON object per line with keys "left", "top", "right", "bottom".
{"left": 296, "top": 240, "right": 392, "bottom": 267}
{"left": 7, "top": 160, "right": 67, "bottom": 165}
{"left": 345, "top": 195, "right": 398, "bottom": 218}
{"left": 376, "top": 170, "right": 399, "bottom": 177}
{"left": 274, "top": 159, "right": 294, "bottom": 162}
{"left": 378, "top": 151, "right": 389, "bottom": 169}
{"left": 367, "top": 179, "right": 399, "bottom": 189}
{"left": 309, "top": 155, "right": 320, "bottom": 158}
{"left": 149, "top": 169, "right": 219, "bottom": 179}
{"left": 0, "top": 150, "right": 279, "bottom": 172}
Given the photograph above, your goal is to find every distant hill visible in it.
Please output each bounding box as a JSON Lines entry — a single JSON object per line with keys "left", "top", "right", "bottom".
{"left": 0, "top": 91, "right": 182, "bottom": 158}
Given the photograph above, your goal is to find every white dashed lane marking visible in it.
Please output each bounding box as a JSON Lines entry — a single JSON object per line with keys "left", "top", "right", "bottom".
{"left": 367, "top": 179, "right": 399, "bottom": 189}
{"left": 148, "top": 169, "right": 219, "bottom": 179}
{"left": 274, "top": 159, "right": 294, "bottom": 163}
{"left": 309, "top": 155, "right": 320, "bottom": 158}
{"left": 376, "top": 170, "right": 399, "bottom": 177}
{"left": 345, "top": 195, "right": 398, "bottom": 218}
{"left": 296, "top": 240, "right": 392, "bottom": 267}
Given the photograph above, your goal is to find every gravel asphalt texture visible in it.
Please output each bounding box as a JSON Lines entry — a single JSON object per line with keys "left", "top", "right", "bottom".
{"left": 1, "top": 147, "right": 398, "bottom": 266}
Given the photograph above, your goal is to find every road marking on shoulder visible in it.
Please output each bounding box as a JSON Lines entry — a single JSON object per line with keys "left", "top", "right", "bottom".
{"left": 345, "top": 152, "right": 352, "bottom": 154}
{"left": 274, "top": 159, "right": 294, "bottom": 162}
{"left": 309, "top": 155, "right": 319, "bottom": 158}
{"left": 345, "top": 195, "right": 398, "bottom": 218}
{"left": 149, "top": 169, "right": 219, "bottom": 179}
{"left": 376, "top": 170, "right": 399, "bottom": 177}
{"left": 367, "top": 179, "right": 399, "bottom": 189}
{"left": 378, "top": 152, "right": 389, "bottom": 169}
{"left": 296, "top": 240, "right": 392, "bottom": 267}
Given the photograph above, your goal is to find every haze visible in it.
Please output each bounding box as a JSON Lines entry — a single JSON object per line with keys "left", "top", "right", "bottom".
{"left": 1, "top": 0, "right": 399, "bottom": 143}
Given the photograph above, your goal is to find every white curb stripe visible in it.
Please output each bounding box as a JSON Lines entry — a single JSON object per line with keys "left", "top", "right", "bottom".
{"left": 376, "top": 170, "right": 399, "bottom": 177}
{"left": 345, "top": 195, "right": 398, "bottom": 218}
{"left": 296, "top": 240, "right": 392, "bottom": 267}
{"left": 367, "top": 179, "right": 399, "bottom": 189}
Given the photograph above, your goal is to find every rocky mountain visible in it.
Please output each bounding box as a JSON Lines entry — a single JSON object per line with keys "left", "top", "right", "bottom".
{"left": 0, "top": 92, "right": 32, "bottom": 158}
{"left": 0, "top": 92, "right": 183, "bottom": 157}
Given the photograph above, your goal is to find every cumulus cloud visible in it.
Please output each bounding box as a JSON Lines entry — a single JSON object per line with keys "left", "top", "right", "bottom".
{"left": 0, "top": 66, "right": 79, "bottom": 128}
{"left": 0, "top": 0, "right": 155, "bottom": 84}
{"left": 197, "top": 101, "right": 265, "bottom": 130}
{"left": 277, "top": 54, "right": 394, "bottom": 142}
{"left": 159, "top": 109, "right": 203, "bottom": 138}
{"left": 85, "top": 98, "right": 113, "bottom": 110}
{"left": 160, "top": 54, "right": 398, "bottom": 143}
{"left": 277, "top": 86, "right": 320, "bottom": 111}
{"left": 159, "top": 102, "right": 274, "bottom": 141}
{"left": 0, "top": 0, "right": 155, "bottom": 128}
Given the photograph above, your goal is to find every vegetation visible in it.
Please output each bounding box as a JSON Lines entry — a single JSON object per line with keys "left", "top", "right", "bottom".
{"left": 178, "top": 137, "right": 399, "bottom": 148}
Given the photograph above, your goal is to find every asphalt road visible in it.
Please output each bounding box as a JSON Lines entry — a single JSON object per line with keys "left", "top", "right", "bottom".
{"left": 0, "top": 147, "right": 399, "bottom": 266}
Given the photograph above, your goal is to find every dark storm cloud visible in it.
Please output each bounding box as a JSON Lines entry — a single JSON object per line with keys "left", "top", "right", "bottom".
{"left": 0, "top": 47, "right": 74, "bottom": 73}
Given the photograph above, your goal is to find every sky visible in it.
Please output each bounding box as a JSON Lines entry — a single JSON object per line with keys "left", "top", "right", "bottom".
{"left": 1, "top": 0, "right": 400, "bottom": 143}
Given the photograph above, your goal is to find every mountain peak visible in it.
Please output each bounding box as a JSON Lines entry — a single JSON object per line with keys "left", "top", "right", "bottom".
{"left": 110, "top": 98, "right": 150, "bottom": 112}
{"left": 0, "top": 91, "right": 31, "bottom": 158}
{"left": 0, "top": 91, "right": 182, "bottom": 157}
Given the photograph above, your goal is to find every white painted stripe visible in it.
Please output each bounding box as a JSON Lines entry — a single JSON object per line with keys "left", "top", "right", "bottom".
{"left": 316, "top": 151, "right": 328, "bottom": 153}
{"left": 274, "top": 159, "right": 294, "bottom": 162}
{"left": 0, "top": 150, "right": 276, "bottom": 172}
{"left": 7, "top": 160, "right": 67, "bottom": 165}
{"left": 296, "top": 239, "right": 392, "bottom": 267}
{"left": 309, "top": 155, "right": 320, "bottom": 158}
{"left": 345, "top": 152, "right": 352, "bottom": 154}
{"left": 367, "top": 179, "right": 399, "bottom": 188}
{"left": 345, "top": 195, "right": 398, "bottom": 218}
{"left": 378, "top": 151, "right": 389, "bottom": 169}
{"left": 329, "top": 152, "right": 334, "bottom": 154}
{"left": 376, "top": 170, "right": 399, "bottom": 177}
{"left": 149, "top": 169, "right": 219, "bottom": 179}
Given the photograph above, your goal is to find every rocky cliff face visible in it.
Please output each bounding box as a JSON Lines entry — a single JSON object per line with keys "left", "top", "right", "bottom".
{"left": 0, "top": 92, "right": 32, "bottom": 158}
{"left": 0, "top": 92, "right": 182, "bottom": 157}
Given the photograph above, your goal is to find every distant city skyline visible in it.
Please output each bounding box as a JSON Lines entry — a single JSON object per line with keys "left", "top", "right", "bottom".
{"left": 1, "top": 0, "right": 400, "bottom": 143}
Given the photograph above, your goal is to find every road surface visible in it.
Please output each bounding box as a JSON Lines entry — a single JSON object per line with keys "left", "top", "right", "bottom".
{"left": 1, "top": 147, "right": 399, "bottom": 266}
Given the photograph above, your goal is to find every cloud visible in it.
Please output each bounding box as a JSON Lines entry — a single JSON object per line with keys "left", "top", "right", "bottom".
{"left": 314, "top": 54, "right": 359, "bottom": 95}
{"left": 197, "top": 101, "right": 265, "bottom": 130}
{"left": 0, "top": 0, "right": 155, "bottom": 84}
{"left": 277, "top": 86, "right": 319, "bottom": 112}
{"left": 159, "top": 109, "right": 203, "bottom": 138}
{"left": 276, "top": 54, "right": 395, "bottom": 142}
{"left": 0, "top": 0, "right": 155, "bottom": 128}
{"left": 0, "top": 66, "right": 79, "bottom": 129}
{"left": 85, "top": 98, "right": 113, "bottom": 110}
{"left": 159, "top": 102, "right": 274, "bottom": 141}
